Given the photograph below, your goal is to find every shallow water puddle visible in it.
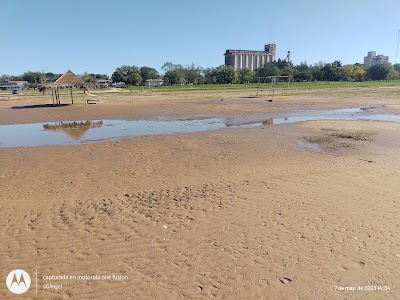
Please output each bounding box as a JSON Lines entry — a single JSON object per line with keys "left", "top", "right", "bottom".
{"left": 239, "top": 107, "right": 400, "bottom": 126}
{"left": 0, "top": 107, "right": 399, "bottom": 147}
{"left": 0, "top": 118, "right": 226, "bottom": 147}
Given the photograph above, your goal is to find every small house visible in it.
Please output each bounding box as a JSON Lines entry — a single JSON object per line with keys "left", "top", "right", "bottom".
{"left": 144, "top": 79, "right": 164, "bottom": 87}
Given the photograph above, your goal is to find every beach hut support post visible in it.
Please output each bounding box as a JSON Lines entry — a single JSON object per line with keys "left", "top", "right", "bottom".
{"left": 70, "top": 86, "right": 74, "bottom": 104}
{"left": 56, "top": 88, "right": 61, "bottom": 106}
{"left": 84, "top": 87, "right": 89, "bottom": 105}
{"left": 51, "top": 89, "right": 55, "bottom": 107}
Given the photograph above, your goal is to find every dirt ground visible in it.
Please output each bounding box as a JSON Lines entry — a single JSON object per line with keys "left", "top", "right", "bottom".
{"left": 0, "top": 87, "right": 399, "bottom": 299}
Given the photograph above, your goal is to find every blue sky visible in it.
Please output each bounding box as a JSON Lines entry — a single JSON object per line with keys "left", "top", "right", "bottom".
{"left": 1, "top": 0, "right": 399, "bottom": 75}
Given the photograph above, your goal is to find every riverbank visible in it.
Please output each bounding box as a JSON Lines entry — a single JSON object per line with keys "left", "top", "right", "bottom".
{"left": 0, "top": 87, "right": 399, "bottom": 299}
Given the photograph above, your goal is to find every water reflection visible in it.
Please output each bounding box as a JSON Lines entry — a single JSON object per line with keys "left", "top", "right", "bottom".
{"left": 43, "top": 121, "right": 104, "bottom": 139}
{"left": 1, "top": 107, "right": 400, "bottom": 148}
{"left": 262, "top": 118, "right": 273, "bottom": 125}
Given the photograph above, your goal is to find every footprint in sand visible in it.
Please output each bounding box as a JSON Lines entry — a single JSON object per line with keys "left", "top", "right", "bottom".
{"left": 339, "top": 261, "right": 366, "bottom": 271}
{"left": 279, "top": 277, "right": 292, "bottom": 284}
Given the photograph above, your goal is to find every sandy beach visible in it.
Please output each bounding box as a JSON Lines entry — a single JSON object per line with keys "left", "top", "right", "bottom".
{"left": 0, "top": 87, "right": 399, "bottom": 299}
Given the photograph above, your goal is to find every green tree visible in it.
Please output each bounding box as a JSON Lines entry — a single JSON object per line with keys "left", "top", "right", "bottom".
{"left": 131, "top": 73, "right": 143, "bottom": 85}
{"left": 9, "top": 75, "right": 22, "bottom": 81}
{"left": 366, "top": 62, "right": 392, "bottom": 80}
{"left": 45, "top": 72, "right": 59, "bottom": 81}
{"left": 256, "top": 62, "right": 280, "bottom": 78}
{"left": 280, "top": 66, "right": 294, "bottom": 78}
{"left": 387, "top": 68, "right": 399, "bottom": 80}
{"left": 161, "top": 62, "right": 186, "bottom": 85}
{"left": 112, "top": 65, "right": 141, "bottom": 85}
{"left": 321, "top": 63, "right": 341, "bottom": 81}
{"left": 274, "top": 58, "right": 290, "bottom": 70}
{"left": 185, "top": 63, "right": 203, "bottom": 85}
{"left": 95, "top": 74, "right": 108, "bottom": 79}
{"left": 0, "top": 74, "right": 11, "bottom": 82}
{"left": 294, "top": 62, "right": 312, "bottom": 81}
{"left": 167, "top": 69, "right": 184, "bottom": 85}
{"left": 81, "top": 73, "right": 97, "bottom": 83}
{"left": 140, "top": 66, "right": 159, "bottom": 82}
{"left": 310, "top": 62, "right": 325, "bottom": 81}
{"left": 340, "top": 64, "right": 355, "bottom": 81}
{"left": 237, "top": 68, "right": 254, "bottom": 84}
{"left": 161, "top": 62, "right": 175, "bottom": 73}
{"left": 203, "top": 68, "right": 217, "bottom": 84}
{"left": 332, "top": 60, "right": 342, "bottom": 67}
{"left": 21, "top": 71, "right": 43, "bottom": 84}
{"left": 196, "top": 68, "right": 206, "bottom": 85}
{"left": 215, "top": 65, "right": 236, "bottom": 84}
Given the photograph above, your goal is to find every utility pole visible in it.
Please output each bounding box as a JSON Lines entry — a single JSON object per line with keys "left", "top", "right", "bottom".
{"left": 396, "top": 30, "right": 400, "bottom": 64}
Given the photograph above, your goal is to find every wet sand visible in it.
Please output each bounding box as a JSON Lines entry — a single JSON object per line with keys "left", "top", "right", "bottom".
{"left": 0, "top": 87, "right": 399, "bottom": 299}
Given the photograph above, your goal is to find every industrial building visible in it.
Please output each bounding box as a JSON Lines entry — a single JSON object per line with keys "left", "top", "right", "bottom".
{"left": 224, "top": 44, "right": 276, "bottom": 71}
{"left": 364, "top": 51, "right": 389, "bottom": 65}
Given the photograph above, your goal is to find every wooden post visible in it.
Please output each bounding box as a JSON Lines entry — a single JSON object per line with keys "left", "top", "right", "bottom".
{"left": 84, "top": 87, "right": 87, "bottom": 105}
{"left": 51, "top": 88, "right": 55, "bottom": 107}
{"left": 70, "top": 86, "right": 74, "bottom": 104}
{"left": 286, "top": 77, "right": 290, "bottom": 96}
{"left": 56, "top": 88, "right": 60, "bottom": 106}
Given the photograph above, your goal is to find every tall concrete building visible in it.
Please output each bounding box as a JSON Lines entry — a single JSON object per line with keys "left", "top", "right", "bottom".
{"left": 364, "top": 51, "right": 389, "bottom": 65}
{"left": 225, "top": 43, "right": 276, "bottom": 71}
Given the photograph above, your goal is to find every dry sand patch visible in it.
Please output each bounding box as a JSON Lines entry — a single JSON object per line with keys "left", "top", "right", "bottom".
{"left": 0, "top": 88, "right": 399, "bottom": 299}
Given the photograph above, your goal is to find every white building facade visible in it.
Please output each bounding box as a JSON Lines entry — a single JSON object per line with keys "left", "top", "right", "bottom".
{"left": 225, "top": 44, "right": 276, "bottom": 71}
{"left": 364, "top": 51, "right": 389, "bottom": 65}
{"left": 144, "top": 79, "right": 164, "bottom": 87}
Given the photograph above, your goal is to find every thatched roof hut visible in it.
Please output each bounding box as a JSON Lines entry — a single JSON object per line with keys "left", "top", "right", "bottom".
{"left": 49, "top": 70, "right": 85, "bottom": 106}
{"left": 54, "top": 70, "right": 84, "bottom": 86}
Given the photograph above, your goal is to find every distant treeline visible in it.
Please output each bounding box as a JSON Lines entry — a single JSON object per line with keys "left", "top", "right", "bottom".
{"left": 2, "top": 59, "right": 400, "bottom": 87}
{"left": 0, "top": 72, "right": 109, "bottom": 88}
{"left": 159, "top": 60, "right": 400, "bottom": 85}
